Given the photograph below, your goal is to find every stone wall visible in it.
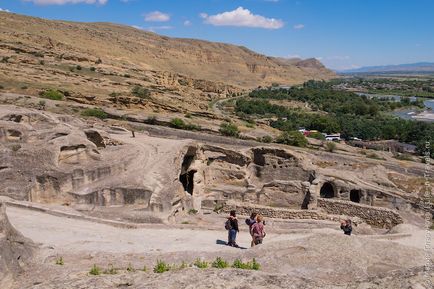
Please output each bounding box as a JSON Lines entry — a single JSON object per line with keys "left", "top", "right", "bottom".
{"left": 317, "top": 198, "right": 403, "bottom": 228}
{"left": 218, "top": 202, "right": 333, "bottom": 221}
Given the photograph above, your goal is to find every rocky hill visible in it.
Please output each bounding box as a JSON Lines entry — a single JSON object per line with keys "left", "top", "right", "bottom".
{"left": 0, "top": 12, "right": 334, "bottom": 112}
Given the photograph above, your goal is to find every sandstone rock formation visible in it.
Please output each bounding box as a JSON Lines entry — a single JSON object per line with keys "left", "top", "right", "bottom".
{"left": 0, "top": 202, "right": 35, "bottom": 288}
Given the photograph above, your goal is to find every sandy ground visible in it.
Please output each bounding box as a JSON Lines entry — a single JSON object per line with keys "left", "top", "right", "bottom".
{"left": 7, "top": 207, "right": 307, "bottom": 254}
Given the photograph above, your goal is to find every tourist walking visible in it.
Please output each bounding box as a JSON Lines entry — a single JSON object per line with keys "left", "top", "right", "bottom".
{"left": 225, "top": 210, "right": 239, "bottom": 247}
{"left": 245, "top": 212, "right": 257, "bottom": 247}
{"left": 340, "top": 219, "right": 352, "bottom": 236}
{"left": 251, "top": 214, "right": 266, "bottom": 245}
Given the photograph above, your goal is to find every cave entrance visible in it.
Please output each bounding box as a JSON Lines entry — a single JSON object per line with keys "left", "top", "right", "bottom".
{"left": 350, "top": 189, "right": 361, "bottom": 203}
{"left": 180, "top": 170, "right": 196, "bottom": 195}
{"left": 179, "top": 147, "right": 197, "bottom": 195}
{"left": 320, "top": 182, "right": 335, "bottom": 198}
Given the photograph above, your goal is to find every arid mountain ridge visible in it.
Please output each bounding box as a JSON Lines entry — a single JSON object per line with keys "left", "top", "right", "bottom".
{"left": 0, "top": 12, "right": 334, "bottom": 109}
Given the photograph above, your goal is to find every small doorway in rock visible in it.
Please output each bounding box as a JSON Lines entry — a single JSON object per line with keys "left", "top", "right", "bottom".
{"left": 179, "top": 170, "right": 196, "bottom": 195}
{"left": 320, "top": 182, "right": 335, "bottom": 198}
{"left": 350, "top": 189, "right": 361, "bottom": 203}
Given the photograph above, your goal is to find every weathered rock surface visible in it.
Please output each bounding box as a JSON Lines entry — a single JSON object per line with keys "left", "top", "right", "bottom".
{"left": 0, "top": 202, "right": 35, "bottom": 288}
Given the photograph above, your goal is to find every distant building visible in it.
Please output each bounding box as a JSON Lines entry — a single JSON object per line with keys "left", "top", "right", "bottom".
{"left": 323, "top": 133, "right": 341, "bottom": 141}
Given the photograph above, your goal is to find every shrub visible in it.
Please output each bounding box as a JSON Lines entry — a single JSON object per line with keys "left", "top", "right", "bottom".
{"left": 154, "top": 260, "right": 171, "bottom": 273}
{"left": 90, "top": 66, "right": 96, "bottom": 72}
{"left": 325, "top": 142, "right": 337, "bottom": 152}
{"left": 124, "top": 74, "right": 131, "bottom": 78}
{"left": 188, "top": 209, "right": 198, "bottom": 215}
{"left": 142, "top": 265, "right": 147, "bottom": 272}
{"left": 147, "top": 115, "right": 158, "bottom": 125}
{"left": 170, "top": 118, "right": 186, "bottom": 129}
{"left": 40, "top": 89, "right": 64, "bottom": 101}
{"left": 219, "top": 122, "right": 239, "bottom": 137}
{"left": 0, "top": 84, "right": 4, "bottom": 89}
{"left": 89, "top": 264, "right": 101, "bottom": 275}
{"left": 366, "top": 152, "right": 385, "bottom": 160}
{"left": 309, "top": 132, "right": 325, "bottom": 140}
{"left": 76, "top": 65, "right": 82, "bottom": 70}
{"left": 95, "top": 58, "right": 102, "bottom": 64}
{"left": 193, "top": 259, "right": 208, "bottom": 269}
{"left": 39, "top": 60, "right": 45, "bottom": 65}
{"left": 258, "top": 135, "right": 273, "bottom": 143}
{"left": 20, "top": 85, "right": 28, "bottom": 90}
{"left": 131, "top": 85, "right": 150, "bottom": 99}
{"left": 276, "top": 131, "right": 308, "bottom": 147}
{"left": 104, "top": 264, "right": 118, "bottom": 275}
{"left": 81, "top": 108, "right": 108, "bottom": 119}
{"left": 169, "top": 118, "right": 200, "bottom": 131}
{"left": 55, "top": 257, "right": 64, "bottom": 265}
{"left": 211, "top": 257, "right": 228, "bottom": 269}
{"left": 109, "top": 92, "right": 119, "bottom": 98}
{"left": 1, "top": 56, "right": 9, "bottom": 63}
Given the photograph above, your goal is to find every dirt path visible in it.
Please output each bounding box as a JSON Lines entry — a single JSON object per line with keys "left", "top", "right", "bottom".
{"left": 7, "top": 207, "right": 307, "bottom": 254}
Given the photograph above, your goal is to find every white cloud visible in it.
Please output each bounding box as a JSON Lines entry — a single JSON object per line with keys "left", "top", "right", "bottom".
{"left": 183, "top": 20, "right": 192, "bottom": 26}
{"left": 144, "top": 11, "right": 170, "bottom": 22}
{"left": 201, "top": 7, "right": 284, "bottom": 29}
{"left": 24, "top": 0, "right": 107, "bottom": 4}
{"left": 293, "top": 24, "right": 304, "bottom": 30}
{"left": 0, "top": 8, "right": 11, "bottom": 12}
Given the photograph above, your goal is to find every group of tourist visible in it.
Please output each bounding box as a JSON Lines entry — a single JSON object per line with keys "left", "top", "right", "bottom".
{"left": 225, "top": 210, "right": 266, "bottom": 248}
{"left": 225, "top": 210, "right": 352, "bottom": 248}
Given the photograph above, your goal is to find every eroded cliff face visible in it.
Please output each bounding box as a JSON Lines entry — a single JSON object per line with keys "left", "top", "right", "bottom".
{"left": 1, "top": 105, "right": 426, "bottom": 225}
{"left": 0, "top": 202, "right": 35, "bottom": 288}
{"left": 0, "top": 12, "right": 335, "bottom": 114}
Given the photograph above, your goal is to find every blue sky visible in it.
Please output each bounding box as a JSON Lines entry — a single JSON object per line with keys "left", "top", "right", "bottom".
{"left": 1, "top": 0, "right": 433, "bottom": 70}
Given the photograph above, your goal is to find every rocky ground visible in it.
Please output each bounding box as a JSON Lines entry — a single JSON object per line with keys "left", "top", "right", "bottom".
{"left": 1, "top": 205, "right": 433, "bottom": 289}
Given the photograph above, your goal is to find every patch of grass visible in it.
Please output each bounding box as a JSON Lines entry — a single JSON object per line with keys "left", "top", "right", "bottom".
{"left": 131, "top": 85, "right": 151, "bottom": 99}
{"left": 126, "top": 263, "right": 135, "bottom": 272}
{"left": 219, "top": 122, "right": 239, "bottom": 137}
{"left": 394, "top": 153, "right": 413, "bottom": 161}
{"left": 366, "top": 152, "right": 386, "bottom": 160}
{"left": 178, "top": 261, "right": 188, "bottom": 269}
{"left": 20, "top": 85, "right": 28, "bottom": 90}
{"left": 89, "top": 264, "right": 101, "bottom": 275}
{"left": 169, "top": 118, "right": 201, "bottom": 131}
{"left": 81, "top": 108, "right": 108, "bottom": 119}
{"left": 55, "top": 256, "right": 64, "bottom": 265}
{"left": 142, "top": 265, "right": 147, "bottom": 272}
{"left": 104, "top": 264, "right": 118, "bottom": 275}
{"left": 181, "top": 221, "right": 190, "bottom": 224}
{"left": 193, "top": 259, "right": 208, "bottom": 269}
{"left": 188, "top": 209, "right": 198, "bottom": 215}
{"left": 11, "top": 144, "right": 21, "bottom": 152}
{"left": 153, "top": 260, "right": 171, "bottom": 273}
{"left": 211, "top": 257, "right": 228, "bottom": 269}
{"left": 39, "top": 89, "right": 64, "bottom": 101}
{"left": 232, "top": 258, "right": 260, "bottom": 270}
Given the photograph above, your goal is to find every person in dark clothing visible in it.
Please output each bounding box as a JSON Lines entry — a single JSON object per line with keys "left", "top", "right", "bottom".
{"left": 340, "top": 219, "right": 352, "bottom": 236}
{"left": 245, "top": 212, "right": 257, "bottom": 247}
{"left": 226, "top": 210, "right": 239, "bottom": 247}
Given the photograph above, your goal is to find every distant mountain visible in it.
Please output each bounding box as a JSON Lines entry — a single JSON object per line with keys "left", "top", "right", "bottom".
{"left": 339, "top": 62, "right": 434, "bottom": 74}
